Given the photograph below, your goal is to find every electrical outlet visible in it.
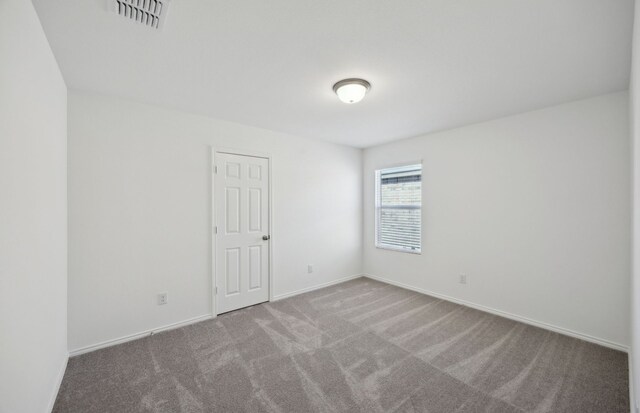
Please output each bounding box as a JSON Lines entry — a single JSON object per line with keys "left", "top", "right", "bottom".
{"left": 158, "top": 292, "right": 168, "bottom": 305}
{"left": 459, "top": 275, "right": 467, "bottom": 284}
{"left": 308, "top": 264, "right": 314, "bottom": 274}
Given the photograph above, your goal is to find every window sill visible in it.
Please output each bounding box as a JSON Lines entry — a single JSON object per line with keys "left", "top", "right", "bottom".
{"left": 375, "top": 245, "right": 422, "bottom": 255}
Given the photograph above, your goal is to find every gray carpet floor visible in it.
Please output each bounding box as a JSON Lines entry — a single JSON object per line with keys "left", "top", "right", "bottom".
{"left": 53, "top": 278, "right": 629, "bottom": 412}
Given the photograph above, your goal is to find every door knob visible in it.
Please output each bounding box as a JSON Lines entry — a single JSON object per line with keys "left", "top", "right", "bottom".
{"left": 262, "top": 235, "right": 271, "bottom": 241}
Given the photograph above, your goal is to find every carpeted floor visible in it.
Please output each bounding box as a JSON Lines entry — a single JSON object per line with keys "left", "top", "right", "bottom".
{"left": 53, "top": 278, "right": 628, "bottom": 412}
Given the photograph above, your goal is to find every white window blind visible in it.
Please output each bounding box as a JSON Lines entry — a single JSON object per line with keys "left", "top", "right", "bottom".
{"left": 375, "top": 164, "right": 422, "bottom": 253}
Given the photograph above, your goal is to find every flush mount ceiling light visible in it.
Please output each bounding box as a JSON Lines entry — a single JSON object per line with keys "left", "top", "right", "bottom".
{"left": 333, "top": 78, "right": 371, "bottom": 104}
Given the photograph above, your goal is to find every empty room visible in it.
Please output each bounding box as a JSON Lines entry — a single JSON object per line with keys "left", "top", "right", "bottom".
{"left": 3, "top": 0, "right": 640, "bottom": 412}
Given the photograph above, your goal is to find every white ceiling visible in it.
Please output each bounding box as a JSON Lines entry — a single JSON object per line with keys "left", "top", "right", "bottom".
{"left": 33, "top": 0, "right": 633, "bottom": 148}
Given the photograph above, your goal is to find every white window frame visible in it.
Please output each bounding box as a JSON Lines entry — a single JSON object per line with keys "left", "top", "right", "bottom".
{"left": 375, "top": 163, "right": 422, "bottom": 254}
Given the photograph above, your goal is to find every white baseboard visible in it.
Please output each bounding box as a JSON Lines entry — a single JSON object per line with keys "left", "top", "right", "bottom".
{"left": 69, "top": 275, "right": 365, "bottom": 357}
{"left": 69, "top": 314, "right": 213, "bottom": 357}
{"left": 47, "top": 353, "right": 69, "bottom": 413}
{"left": 364, "top": 273, "right": 628, "bottom": 353}
{"left": 69, "top": 275, "right": 363, "bottom": 358}
{"left": 630, "top": 354, "right": 636, "bottom": 413}
{"left": 272, "top": 274, "right": 364, "bottom": 301}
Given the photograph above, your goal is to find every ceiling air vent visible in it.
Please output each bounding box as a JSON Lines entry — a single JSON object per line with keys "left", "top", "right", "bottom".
{"left": 113, "top": 0, "right": 169, "bottom": 29}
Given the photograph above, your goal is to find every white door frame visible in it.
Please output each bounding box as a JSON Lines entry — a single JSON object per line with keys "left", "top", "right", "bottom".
{"left": 211, "top": 147, "right": 273, "bottom": 317}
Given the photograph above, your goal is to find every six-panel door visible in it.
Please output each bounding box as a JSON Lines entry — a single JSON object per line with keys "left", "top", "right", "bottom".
{"left": 215, "top": 152, "right": 269, "bottom": 314}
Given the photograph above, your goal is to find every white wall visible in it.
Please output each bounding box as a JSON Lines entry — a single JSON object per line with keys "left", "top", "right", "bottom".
{"left": 0, "top": 1, "right": 68, "bottom": 412}
{"left": 630, "top": 0, "right": 640, "bottom": 409}
{"left": 67, "top": 91, "right": 362, "bottom": 352}
{"left": 364, "top": 92, "right": 630, "bottom": 349}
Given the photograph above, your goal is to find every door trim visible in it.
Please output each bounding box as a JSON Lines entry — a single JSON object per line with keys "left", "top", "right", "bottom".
{"left": 211, "top": 147, "right": 273, "bottom": 317}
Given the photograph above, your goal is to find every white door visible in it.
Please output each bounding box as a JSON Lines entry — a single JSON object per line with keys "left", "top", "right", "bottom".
{"left": 214, "top": 152, "right": 270, "bottom": 314}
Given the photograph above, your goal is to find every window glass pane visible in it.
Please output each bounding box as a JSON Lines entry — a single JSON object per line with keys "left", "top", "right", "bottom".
{"left": 375, "top": 164, "right": 422, "bottom": 252}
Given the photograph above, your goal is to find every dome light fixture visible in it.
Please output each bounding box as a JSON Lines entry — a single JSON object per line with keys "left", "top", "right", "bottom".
{"left": 333, "top": 78, "right": 371, "bottom": 104}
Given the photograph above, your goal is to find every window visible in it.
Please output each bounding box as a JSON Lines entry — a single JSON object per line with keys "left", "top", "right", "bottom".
{"left": 375, "top": 164, "right": 422, "bottom": 253}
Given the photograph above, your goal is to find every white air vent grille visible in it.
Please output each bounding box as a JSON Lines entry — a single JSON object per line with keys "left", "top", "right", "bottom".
{"left": 114, "top": 0, "right": 168, "bottom": 29}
